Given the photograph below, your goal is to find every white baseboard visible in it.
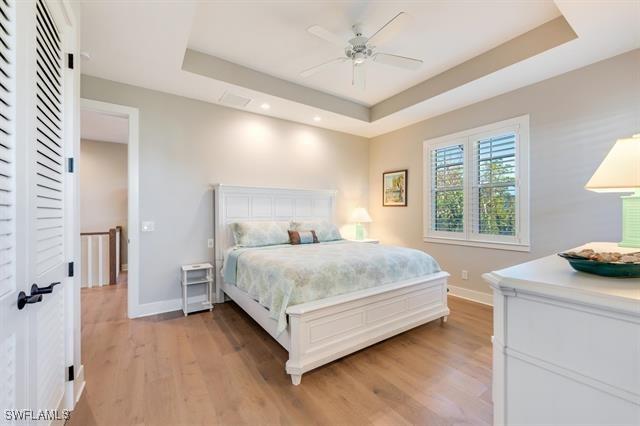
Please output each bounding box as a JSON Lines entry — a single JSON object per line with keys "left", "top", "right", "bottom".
{"left": 56, "top": 364, "right": 84, "bottom": 425}
{"left": 129, "top": 287, "right": 493, "bottom": 318}
{"left": 74, "top": 364, "right": 85, "bottom": 405}
{"left": 54, "top": 396, "right": 66, "bottom": 426}
{"left": 130, "top": 298, "right": 182, "bottom": 318}
{"left": 448, "top": 285, "right": 493, "bottom": 306}
{"left": 130, "top": 294, "right": 208, "bottom": 318}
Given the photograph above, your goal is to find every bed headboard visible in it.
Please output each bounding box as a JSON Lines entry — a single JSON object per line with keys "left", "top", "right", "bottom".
{"left": 212, "top": 184, "right": 337, "bottom": 264}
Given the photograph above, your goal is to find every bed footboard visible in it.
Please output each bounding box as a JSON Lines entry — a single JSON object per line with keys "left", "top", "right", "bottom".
{"left": 284, "top": 272, "right": 449, "bottom": 385}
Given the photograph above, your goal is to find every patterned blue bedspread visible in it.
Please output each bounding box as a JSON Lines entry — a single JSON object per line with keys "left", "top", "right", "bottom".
{"left": 222, "top": 241, "right": 441, "bottom": 335}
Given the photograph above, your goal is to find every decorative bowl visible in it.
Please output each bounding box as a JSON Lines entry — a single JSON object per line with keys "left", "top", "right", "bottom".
{"left": 558, "top": 253, "right": 640, "bottom": 278}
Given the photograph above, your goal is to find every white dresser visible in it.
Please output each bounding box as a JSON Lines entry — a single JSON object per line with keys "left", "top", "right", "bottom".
{"left": 483, "top": 243, "right": 640, "bottom": 426}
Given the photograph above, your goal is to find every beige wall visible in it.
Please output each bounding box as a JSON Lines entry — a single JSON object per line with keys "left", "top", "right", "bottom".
{"left": 369, "top": 49, "right": 640, "bottom": 296}
{"left": 81, "top": 75, "right": 370, "bottom": 305}
{"left": 81, "top": 49, "right": 639, "bottom": 305}
{"left": 80, "top": 139, "right": 128, "bottom": 264}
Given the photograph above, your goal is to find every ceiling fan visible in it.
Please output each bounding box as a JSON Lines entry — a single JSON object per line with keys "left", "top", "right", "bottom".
{"left": 300, "top": 12, "right": 423, "bottom": 89}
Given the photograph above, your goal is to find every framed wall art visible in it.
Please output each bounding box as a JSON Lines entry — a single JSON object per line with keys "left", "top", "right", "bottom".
{"left": 383, "top": 169, "right": 407, "bottom": 207}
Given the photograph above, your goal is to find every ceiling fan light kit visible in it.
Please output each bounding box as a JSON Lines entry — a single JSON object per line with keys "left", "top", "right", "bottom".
{"left": 345, "top": 25, "right": 373, "bottom": 64}
{"left": 302, "top": 12, "right": 423, "bottom": 89}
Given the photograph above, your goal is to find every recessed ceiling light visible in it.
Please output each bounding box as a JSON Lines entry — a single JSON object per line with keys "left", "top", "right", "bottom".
{"left": 260, "top": 103, "right": 270, "bottom": 110}
{"left": 313, "top": 116, "right": 321, "bottom": 122}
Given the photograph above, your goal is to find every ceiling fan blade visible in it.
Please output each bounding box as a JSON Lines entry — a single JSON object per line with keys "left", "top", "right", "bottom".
{"left": 374, "top": 53, "right": 422, "bottom": 70}
{"left": 367, "top": 12, "right": 408, "bottom": 45}
{"left": 300, "top": 57, "right": 348, "bottom": 78}
{"left": 307, "top": 25, "right": 346, "bottom": 47}
{"left": 352, "top": 62, "right": 365, "bottom": 89}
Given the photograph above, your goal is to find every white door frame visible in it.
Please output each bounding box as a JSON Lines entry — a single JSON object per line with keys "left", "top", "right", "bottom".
{"left": 79, "top": 98, "right": 140, "bottom": 319}
{"left": 57, "top": 0, "right": 81, "bottom": 411}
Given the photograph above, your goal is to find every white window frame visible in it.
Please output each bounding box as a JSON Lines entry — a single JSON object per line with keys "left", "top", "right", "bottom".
{"left": 423, "top": 115, "right": 530, "bottom": 252}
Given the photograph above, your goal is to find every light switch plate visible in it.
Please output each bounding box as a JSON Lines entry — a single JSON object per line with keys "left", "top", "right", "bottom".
{"left": 141, "top": 221, "right": 155, "bottom": 232}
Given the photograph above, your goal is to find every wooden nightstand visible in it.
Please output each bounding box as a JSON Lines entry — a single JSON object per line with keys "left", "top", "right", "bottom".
{"left": 180, "top": 263, "right": 214, "bottom": 316}
{"left": 346, "top": 238, "right": 379, "bottom": 244}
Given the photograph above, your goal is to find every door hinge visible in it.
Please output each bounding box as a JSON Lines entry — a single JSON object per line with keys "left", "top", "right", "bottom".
{"left": 67, "top": 53, "right": 74, "bottom": 70}
{"left": 67, "top": 365, "right": 74, "bottom": 381}
{"left": 67, "top": 157, "right": 74, "bottom": 173}
{"left": 68, "top": 261, "right": 74, "bottom": 277}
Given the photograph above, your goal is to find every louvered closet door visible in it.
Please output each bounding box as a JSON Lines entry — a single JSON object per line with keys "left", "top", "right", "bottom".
{"left": 0, "top": 0, "right": 27, "bottom": 415}
{"left": 28, "top": 0, "right": 66, "bottom": 413}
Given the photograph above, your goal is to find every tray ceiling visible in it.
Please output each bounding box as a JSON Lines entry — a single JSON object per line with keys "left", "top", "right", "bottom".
{"left": 188, "top": 1, "right": 561, "bottom": 106}
{"left": 80, "top": 1, "right": 640, "bottom": 137}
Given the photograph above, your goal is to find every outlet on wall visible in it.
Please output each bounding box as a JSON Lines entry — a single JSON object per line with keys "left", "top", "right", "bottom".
{"left": 207, "top": 238, "right": 214, "bottom": 248}
{"left": 141, "top": 221, "right": 155, "bottom": 232}
{"left": 461, "top": 270, "right": 469, "bottom": 280}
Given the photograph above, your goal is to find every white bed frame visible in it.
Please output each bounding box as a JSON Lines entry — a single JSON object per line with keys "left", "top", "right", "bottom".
{"left": 213, "top": 184, "right": 450, "bottom": 385}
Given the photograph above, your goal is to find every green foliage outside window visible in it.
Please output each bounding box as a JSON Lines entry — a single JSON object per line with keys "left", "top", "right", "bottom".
{"left": 432, "top": 135, "right": 516, "bottom": 236}
{"left": 477, "top": 160, "right": 516, "bottom": 236}
{"left": 433, "top": 145, "right": 464, "bottom": 232}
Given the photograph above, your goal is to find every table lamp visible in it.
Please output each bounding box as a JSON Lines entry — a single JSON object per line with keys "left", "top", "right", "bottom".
{"left": 350, "top": 207, "right": 372, "bottom": 240}
{"left": 585, "top": 134, "right": 640, "bottom": 248}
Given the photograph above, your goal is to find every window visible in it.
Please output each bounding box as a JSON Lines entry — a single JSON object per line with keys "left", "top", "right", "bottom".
{"left": 432, "top": 143, "right": 464, "bottom": 233}
{"left": 424, "top": 115, "right": 529, "bottom": 251}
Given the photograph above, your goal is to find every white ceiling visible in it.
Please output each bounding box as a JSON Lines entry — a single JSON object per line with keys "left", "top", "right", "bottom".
{"left": 188, "top": 2, "right": 561, "bottom": 106}
{"left": 80, "top": 1, "right": 640, "bottom": 138}
{"left": 81, "top": 109, "right": 129, "bottom": 144}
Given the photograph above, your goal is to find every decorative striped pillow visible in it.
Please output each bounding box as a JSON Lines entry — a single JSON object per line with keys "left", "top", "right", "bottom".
{"left": 291, "top": 221, "right": 342, "bottom": 242}
{"left": 288, "top": 230, "right": 319, "bottom": 245}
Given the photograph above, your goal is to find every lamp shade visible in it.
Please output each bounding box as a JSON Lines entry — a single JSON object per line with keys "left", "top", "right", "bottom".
{"left": 585, "top": 134, "right": 640, "bottom": 193}
{"left": 350, "top": 207, "right": 372, "bottom": 223}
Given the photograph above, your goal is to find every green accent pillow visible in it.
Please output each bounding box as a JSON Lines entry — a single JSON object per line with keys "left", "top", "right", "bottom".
{"left": 230, "top": 221, "right": 290, "bottom": 247}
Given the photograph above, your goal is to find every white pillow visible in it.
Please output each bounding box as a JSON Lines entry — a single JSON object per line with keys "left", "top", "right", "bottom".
{"left": 291, "top": 221, "right": 342, "bottom": 242}
{"left": 230, "top": 221, "right": 290, "bottom": 247}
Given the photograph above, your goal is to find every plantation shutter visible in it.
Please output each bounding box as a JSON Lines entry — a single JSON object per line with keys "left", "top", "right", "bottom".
{"left": 35, "top": 0, "right": 64, "bottom": 275}
{"left": 430, "top": 143, "right": 465, "bottom": 233}
{"left": 0, "top": 0, "right": 14, "bottom": 298}
{"left": 470, "top": 132, "right": 517, "bottom": 237}
{"left": 425, "top": 117, "right": 528, "bottom": 249}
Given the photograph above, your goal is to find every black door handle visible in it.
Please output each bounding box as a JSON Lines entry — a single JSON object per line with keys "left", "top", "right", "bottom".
{"left": 17, "top": 291, "right": 42, "bottom": 310}
{"left": 31, "top": 281, "right": 61, "bottom": 296}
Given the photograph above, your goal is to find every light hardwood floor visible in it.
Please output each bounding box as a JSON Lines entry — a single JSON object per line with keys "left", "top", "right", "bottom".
{"left": 69, "top": 276, "right": 493, "bottom": 425}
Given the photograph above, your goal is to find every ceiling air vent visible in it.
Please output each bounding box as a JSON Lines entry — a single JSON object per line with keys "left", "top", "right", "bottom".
{"left": 219, "top": 91, "right": 251, "bottom": 108}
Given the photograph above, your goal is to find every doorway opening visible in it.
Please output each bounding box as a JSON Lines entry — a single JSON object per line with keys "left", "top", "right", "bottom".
{"left": 80, "top": 109, "right": 128, "bottom": 290}
{"left": 79, "top": 99, "right": 139, "bottom": 318}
